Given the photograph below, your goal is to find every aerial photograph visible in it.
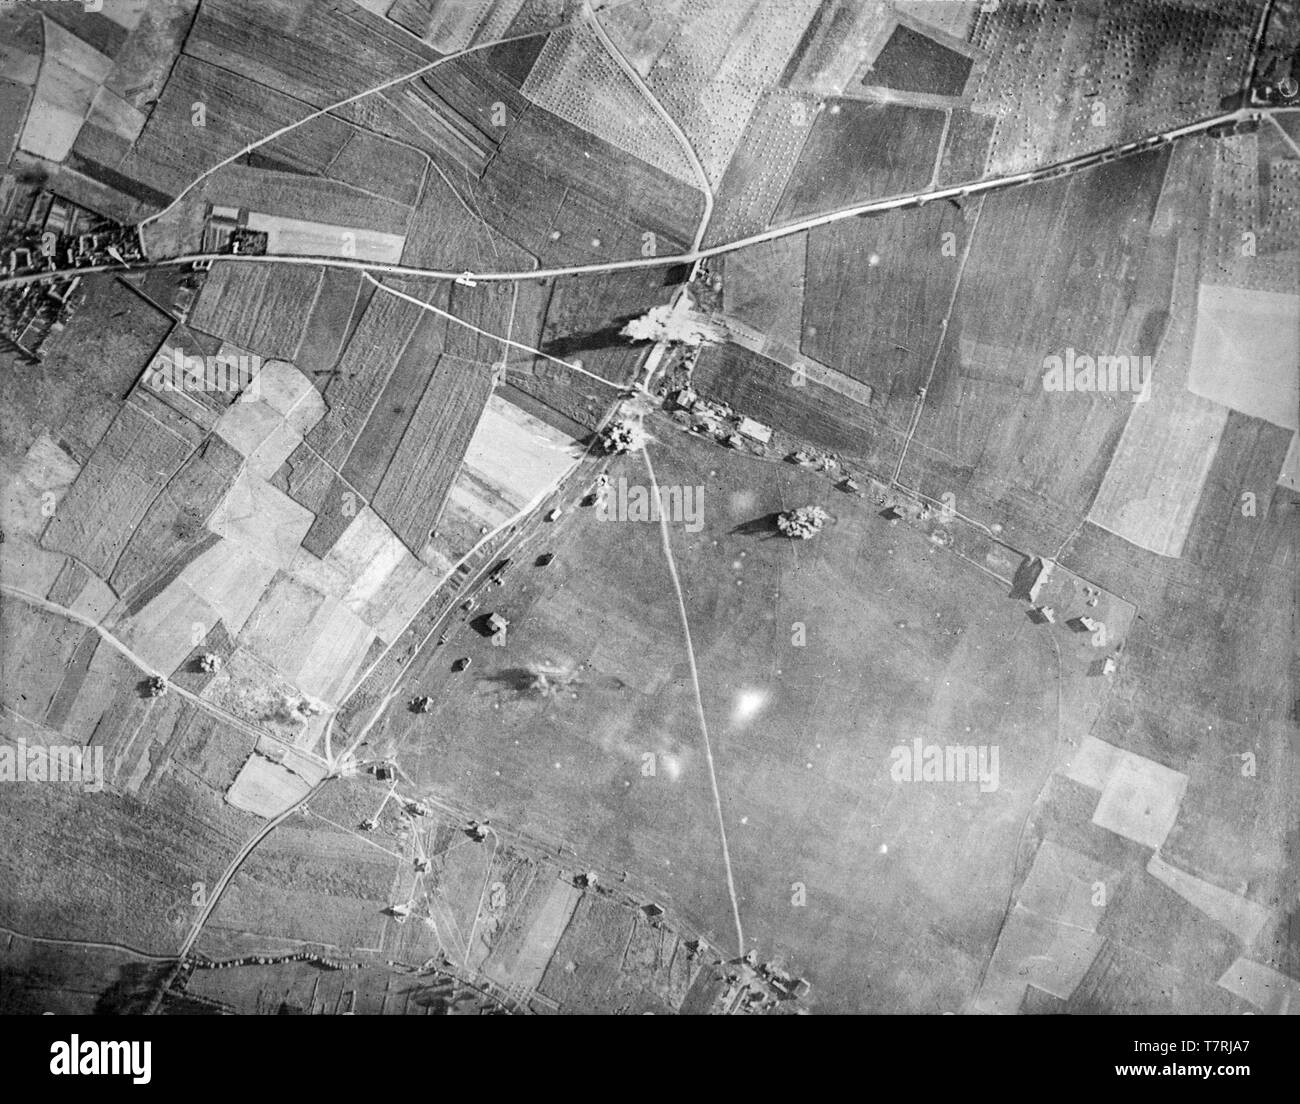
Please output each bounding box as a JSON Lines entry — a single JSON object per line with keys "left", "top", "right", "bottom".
{"left": 0, "top": 0, "right": 1296, "bottom": 1034}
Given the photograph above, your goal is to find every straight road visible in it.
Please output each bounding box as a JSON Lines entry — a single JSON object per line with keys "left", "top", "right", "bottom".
{"left": 4, "top": 105, "right": 1290, "bottom": 295}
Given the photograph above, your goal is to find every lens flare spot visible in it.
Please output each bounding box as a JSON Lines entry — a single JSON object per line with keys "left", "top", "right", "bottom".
{"left": 733, "top": 688, "right": 768, "bottom": 724}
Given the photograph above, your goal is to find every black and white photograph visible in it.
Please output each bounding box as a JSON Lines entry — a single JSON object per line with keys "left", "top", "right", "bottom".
{"left": 0, "top": 0, "right": 1296, "bottom": 1078}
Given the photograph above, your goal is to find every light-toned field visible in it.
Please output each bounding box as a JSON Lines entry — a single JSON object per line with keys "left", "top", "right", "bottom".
{"left": 214, "top": 361, "right": 325, "bottom": 478}
{"left": 1187, "top": 283, "right": 1300, "bottom": 433}
{"left": 19, "top": 19, "right": 112, "bottom": 161}
{"left": 426, "top": 392, "right": 583, "bottom": 568}
{"left": 1086, "top": 384, "right": 1227, "bottom": 558}
{"left": 521, "top": 21, "right": 695, "bottom": 185}
{"left": 641, "top": 0, "right": 823, "bottom": 187}
{"left": 243, "top": 212, "right": 407, "bottom": 265}
{"left": 974, "top": 838, "right": 1114, "bottom": 1013}
{"left": 226, "top": 752, "right": 311, "bottom": 818}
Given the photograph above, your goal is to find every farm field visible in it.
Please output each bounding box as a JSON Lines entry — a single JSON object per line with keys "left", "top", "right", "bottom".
{"left": 4, "top": 0, "right": 1297, "bottom": 1023}
{"left": 773, "top": 102, "right": 947, "bottom": 222}
{"left": 692, "top": 341, "right": 879, "bottom": 463}
{"left": 472, "top": 103, "right": 703, "bottom": 266}
{"left": 865, "top": 22, "right": 976, "bottom": 98}
{"left": 970, "top": 0, "right": 1260, "bottom": 174}
{"left": 1, "top": 275, "right": 173, "bottom": 462}
{"left": 188, "top": 263, "right": 325, "bottom": 362}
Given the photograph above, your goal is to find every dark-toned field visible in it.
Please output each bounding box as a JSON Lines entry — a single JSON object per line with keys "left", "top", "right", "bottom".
{"left": 369, "top": 353, "right": 495, "bottom": 554}
{"left": 865, "top": 23, "right": 974, "bottom": 97}
{"left": 1, "top": 275, "right": 173, "bottom": 463}
{"left": 473, "top": 104, "right": 702, "bottom": 265}
{"left": 801, "top": 199, "right": 966, "bottom": 419}
{"left": 774, "top": 102, "right": 946, "bottom": 222}
{"left": 188, "top": 263, "right": 326, "bottom": 362}
{"left": 40, "top": 397, "right": 199, "bottom": 581}
{"left": 692, "top": 341, "right": 877, "bottom": 461}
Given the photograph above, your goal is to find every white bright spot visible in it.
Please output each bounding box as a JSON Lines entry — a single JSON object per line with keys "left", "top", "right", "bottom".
{"left": 660, "top": 754, "right": 682, "bottom": 781}
{"left": 728, "top": 489, "right": 758, "bottom": 515}
{"left": 733, "top": 688, "right": 767, "bottom": 724}
{"left": 731, "top": 560, "right": 743, "bottom": 570}
{"left": 868, "top": 253, "right": 880, "bottom": 266}
{"left": 879, "top": 844, "right": 888, "bottom": 854}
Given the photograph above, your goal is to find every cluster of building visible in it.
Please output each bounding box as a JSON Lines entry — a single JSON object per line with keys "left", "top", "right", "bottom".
{"left": 1020, "top": 557, "right": 1120, "bottom": 675}
{"left": 0, "top": 189, "right": 144, "bottom": 359}
{"left": 718, "top": 950, "right": 811, "bottom": 1014}
{"left": 1254, "top": 52, "right": 1300, "bottom": 104}
{"left": 201, "top": 205, "right": 269, "bottom": 255}
{"left": 666, "top": 386, "right": 773, "bottom": 452}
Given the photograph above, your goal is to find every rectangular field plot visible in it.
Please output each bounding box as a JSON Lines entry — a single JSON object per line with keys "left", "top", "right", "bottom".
{"left": 39, "top": 399, "right": 198, "bottom": 582}
{"left": 692, "top": 341, "right": 877, "bottom": 460}
{"left": 773, "top": 102, "right": 946, "bottom": 222}
{"left": 370, "top": 354, "right": 494, "bottom": 556}
{"left": 430, "top": 393, "right": 583, "bottom": 562}
{"left": 801, "top": 201, "right": 964, "bottom": 408}
{"left": 864, "top": 21, "right": 975, "bottom": 98}
{"left": 189, "top": 263, "right": 324, "bottom": 362}
{"left": 1187, "top": 284, "right": 1300, "bottom": 432}
{"left": 1087, "top": 386, "right": 1226, "bottom": 559}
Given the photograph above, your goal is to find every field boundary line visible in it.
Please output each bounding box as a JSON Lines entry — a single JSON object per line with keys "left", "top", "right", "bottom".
{"left": 136, "top": 21, "right": 576, "bottom": 240}
{"left": 0, "top": 583, "right": 329, "bottom": 772}
{"left": 640, "top": 443, "right": 745, "bottom": 957}
{"left": 584, "top": 0, "right": 714, "bottom": 252}
{"left": 365, "top": 273, "right": 630, "bottom": 391}
{"left": 0, "top": 924, "right": 175, "bottom": 963}
{"left": 462, "top": 828, "right": 501, "bottom": 970}
{"left": 1267, "top": 112, "right": 1300, "bottom": 159}
{"left": 891, "top": 195, "right": 984, "bottom": 485}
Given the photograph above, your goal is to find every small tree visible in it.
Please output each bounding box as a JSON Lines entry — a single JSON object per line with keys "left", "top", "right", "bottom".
{"left": 777, "top": 505, "right": 829, "bottom": 540}
{"left": 599, "top": 417, "right": 642, "bottom": 454}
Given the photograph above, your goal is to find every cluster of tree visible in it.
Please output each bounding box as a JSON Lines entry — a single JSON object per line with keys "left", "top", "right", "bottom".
{"left": 777, "top": 505, "right": 829, "bottom": 540}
